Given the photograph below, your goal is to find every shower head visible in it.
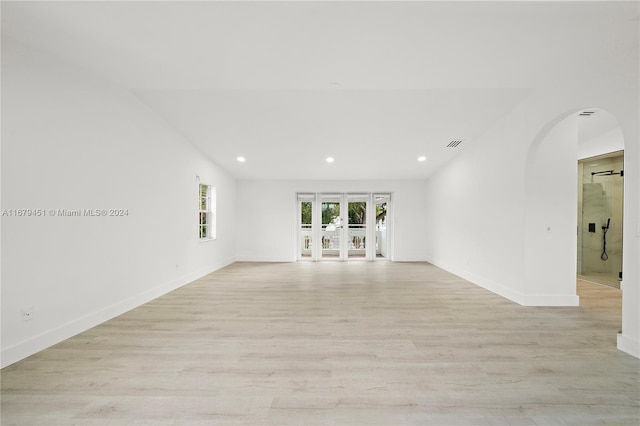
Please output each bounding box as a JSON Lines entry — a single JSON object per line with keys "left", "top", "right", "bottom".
{"left": 592, "top": 170, "right": 623, "bottom": 177}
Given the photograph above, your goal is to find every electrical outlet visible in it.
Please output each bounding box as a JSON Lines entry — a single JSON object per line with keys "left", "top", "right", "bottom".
{"left": 21, "top": 307, "right": 34, "bottom": 322}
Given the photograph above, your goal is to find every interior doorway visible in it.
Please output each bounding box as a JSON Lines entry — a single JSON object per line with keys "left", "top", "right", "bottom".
{"left": 576, "top": 109, "right": 625, "bottom": 289}
{"left": 297, "top": 193, "right": 391, "bottom": 261}
{"left": 577, "top": 151, "right": 624, "bottom": 288}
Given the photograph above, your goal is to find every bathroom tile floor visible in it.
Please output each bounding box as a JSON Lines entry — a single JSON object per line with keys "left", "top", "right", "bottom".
{"left": 578, "top": 272, "right": 621, "bottom": 289}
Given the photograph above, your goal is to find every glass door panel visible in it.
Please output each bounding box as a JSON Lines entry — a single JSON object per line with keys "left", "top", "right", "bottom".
{"left": 577, "top": 153, "right": 623, "bottom": 287}
{"left": 347, "top": 198, "right": 367, "bottom": 259}
{"left": 297, "top": 192, "right": 391, "bottom": 262}
{"left": 298, "top": 197, "right": 313, "bottom": 259}
{"left": 374, "top": 194, "right": 390, "bottom": 259}
{"left": 321, "top": 196, "right": 342, "bottom": 259}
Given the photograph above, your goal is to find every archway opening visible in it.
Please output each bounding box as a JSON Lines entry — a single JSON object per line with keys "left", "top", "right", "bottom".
{"left": 525, "top": 107, "right": 626, "bottom": 350}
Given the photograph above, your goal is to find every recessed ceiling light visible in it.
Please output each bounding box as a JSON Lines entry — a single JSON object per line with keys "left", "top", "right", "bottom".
{"left": 418, "top": 156, "right": 427, "bottom": 162}
{"left": 326, "top": 157, "right": 335, "bottom": 163}
{"left": 237, "top": 156, "right": 246, "bottom": 162}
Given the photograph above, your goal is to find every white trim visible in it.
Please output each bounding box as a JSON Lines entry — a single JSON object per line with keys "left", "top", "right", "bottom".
{"left": 617, "top": 333, "right": 640, "bottom": 358}
{"left": 236, "top": 256, "right": 296, "bottom": 262}
{"left": 296, "top": 192, "right": 392, "bottom": 262}
{"left": 0, "top": 257, "right": 235, "bottom": 368}
{"left": 236, "top": 256, "right": 297, "bottom": 263}
{"left": 199, "top": 183, "right": 216, "bottom": 240}
{"left": 427, "top": 258, "right": 525, "bottom": 304}
{"left": 428, "top": 257, "right": 581, "bottom": 306}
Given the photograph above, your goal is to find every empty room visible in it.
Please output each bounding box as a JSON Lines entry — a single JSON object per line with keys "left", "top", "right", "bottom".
{"left": 1, "top": 1, "right": 639, "bottom": 425}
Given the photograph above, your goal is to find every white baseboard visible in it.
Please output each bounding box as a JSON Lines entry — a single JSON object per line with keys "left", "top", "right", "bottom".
{"left": 427, "top": 258, "right": 579, "bottom": 307}
{"left": 617, "top": 333, "right": 640, "bottom": 358}
{"left": 235, "top": 256, "right": 295, "bottom": 262}
{"left": 392, "top": 256, "right": 429, "bottom": 262}
{"left": 427, "top": 258, "right": 525, "bottom": 305}
{"left": 0, "top": 257, "right": 235, "bottom": 368}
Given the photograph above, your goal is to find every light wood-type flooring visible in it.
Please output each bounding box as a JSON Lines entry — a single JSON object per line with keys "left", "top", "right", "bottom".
{"left": 2, "top": 262, "right": 639, "bottom": 425}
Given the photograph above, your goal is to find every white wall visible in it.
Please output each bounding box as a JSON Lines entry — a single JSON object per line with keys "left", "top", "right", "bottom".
{"left": 1, "top": 39, "right": 237, "bottom": 367}
{"left": 424, "top": 59, "right": 639, "bottom": 357}
{"left": 236, "top": 180, "right": 426, "bottom": 262}
{"left": 424, "top": 102, "right": 528, "bottom": 303}
{"left": 577, "top": 110, "right": 625, "bottom": 160}
{"left": 578, "top": 127, "right": 624, "bottom": 161}
{"left": 524, "top": 115, "right": 579, "bottom": 306}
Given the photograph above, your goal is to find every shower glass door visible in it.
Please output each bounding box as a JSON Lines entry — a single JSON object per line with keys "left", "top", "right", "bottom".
{"left": 577, "top": 151, "right": 624, "bottom": 288}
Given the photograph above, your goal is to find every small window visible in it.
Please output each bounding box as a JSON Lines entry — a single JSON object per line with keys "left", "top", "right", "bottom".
{"left": 199, "top": 184, "right": 216, "bottom": 240}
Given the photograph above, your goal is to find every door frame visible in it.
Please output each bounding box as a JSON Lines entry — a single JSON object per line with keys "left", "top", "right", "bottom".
{"left": 296, "top": 192, "right": 391, "bottom": 261}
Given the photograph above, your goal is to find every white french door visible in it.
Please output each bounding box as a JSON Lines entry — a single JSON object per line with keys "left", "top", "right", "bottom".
{"left": 297, "top": 193, "right": 391, "bottom": 261}
{"left": 297, "top": 194, "right": 314, "bottom": 259}
{"left": 320, "top": 194, "right": 343, "bottom": 260}
{"left": 346, "top": 194, "right": 368, "bottom": 260}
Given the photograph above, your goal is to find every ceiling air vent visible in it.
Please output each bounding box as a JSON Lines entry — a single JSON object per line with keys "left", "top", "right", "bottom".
{"left": 447, "top": 140, "right": 463, "bottom": 148}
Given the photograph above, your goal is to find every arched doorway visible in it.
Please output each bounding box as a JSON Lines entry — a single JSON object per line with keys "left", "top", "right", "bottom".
{"left": 525, "top": 107, "right": 627, "bottom": 349}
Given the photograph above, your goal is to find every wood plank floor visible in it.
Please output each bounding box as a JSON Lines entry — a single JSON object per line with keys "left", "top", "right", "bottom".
{"left": 2, "top": 262, "right": 638, "bottom": 425}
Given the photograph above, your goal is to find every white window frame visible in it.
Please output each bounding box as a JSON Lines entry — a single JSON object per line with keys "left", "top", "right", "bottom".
{"left": 199, "top": 183, "right": 216, "bottom": 241}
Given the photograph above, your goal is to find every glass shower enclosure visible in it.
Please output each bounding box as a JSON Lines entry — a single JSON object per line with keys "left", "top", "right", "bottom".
{"left": 577, "top": 151, "right": 623, "bottom": 288}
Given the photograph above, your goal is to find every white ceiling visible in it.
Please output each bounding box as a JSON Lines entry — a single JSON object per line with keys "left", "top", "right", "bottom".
{"left": 2, "top": 1, "right": 638, "bottom": 180}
